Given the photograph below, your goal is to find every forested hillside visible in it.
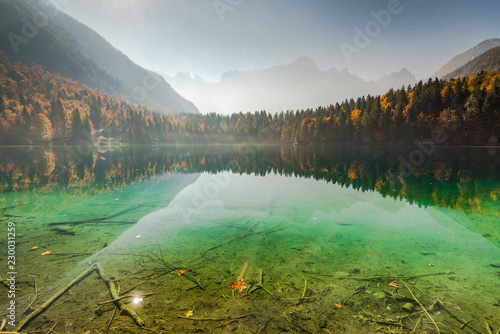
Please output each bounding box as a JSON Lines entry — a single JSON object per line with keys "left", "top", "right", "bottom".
{"left": 444, "top": 46, "right": 500, "bottom": 80}
{"left": 0, "top": 51, "right": 176, "bottom": 144}
{"left": 0, "top": 51, "right": 499, "bottom": 146}
{"left": 0, "top": 0, "right": 199, "bottom": 114}
{"left": 0, "top": 0, "right": 122, "bottom": 94}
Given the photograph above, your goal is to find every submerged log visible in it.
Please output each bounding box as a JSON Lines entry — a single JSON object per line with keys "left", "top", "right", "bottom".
{"left": 48, "top": 205, "right": 141, "bottom": 226}
{"left": 95, "top": 263, "right": 146, "bottom": 327}
{"left": 15, "top": 264, "right": 98, "bottom": 331}
{"left": 15, "top": 263, "right": 146, "bottom": 331}
{"left": 48, "top": 220, "right": 136, "bottom": 226}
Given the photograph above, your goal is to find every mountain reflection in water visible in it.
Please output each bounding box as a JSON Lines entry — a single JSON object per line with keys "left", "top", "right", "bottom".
{"left": 1, "top": 144, "right": 499, "bottom": 333}
{"left": 1, "top": 144, "right": 498, "bottom": 214}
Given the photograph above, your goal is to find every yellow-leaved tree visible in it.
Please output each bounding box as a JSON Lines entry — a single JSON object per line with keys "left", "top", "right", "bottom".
{"left": 30, "top": 113, "right": 53, "bottom": 143}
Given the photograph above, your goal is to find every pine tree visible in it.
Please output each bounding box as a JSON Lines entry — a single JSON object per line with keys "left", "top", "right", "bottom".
{"left": 12, "top": 106, "right": 30, "bottom": 144}
{"left": 83, "top": 116, "right": 94, "bottom": 141}
{"left": 0, "top": 88, "right": 5, "bottom": 114}
{"left": 291, "top": 119, "right": 300, "bottom": 144}
{"left": 70, "top": 108, "right": 83, "bottom": 143}
{"left": 89, "top": 95, "right": 103, "bottom": 129}
{"left": 32, "top": 101, "right": 44, "bottom": 115}
{"left": 49, "top": 98, "right": 64, "bottom": 123}
{"left": 17, "top": 82, "right": 26, "bottom": 106}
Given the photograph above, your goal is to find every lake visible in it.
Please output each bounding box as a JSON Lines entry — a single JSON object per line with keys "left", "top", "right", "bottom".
{"left": 1, "top": 144, "right": 499, "bottom": 333}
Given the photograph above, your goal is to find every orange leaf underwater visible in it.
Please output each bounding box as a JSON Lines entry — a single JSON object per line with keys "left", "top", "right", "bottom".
{"left": 228, "top": 282, "right": 247, "bottom": 292}
{"left": 177, "top": 270, "right": 186, "bottom": 275}
{"left": 388, "top": 280, "right": 402, "bottom": 289}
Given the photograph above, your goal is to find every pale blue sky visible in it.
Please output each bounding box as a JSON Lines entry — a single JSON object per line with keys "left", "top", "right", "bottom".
{"left": 55, "top": 0, "right": 500, "bottom": 82}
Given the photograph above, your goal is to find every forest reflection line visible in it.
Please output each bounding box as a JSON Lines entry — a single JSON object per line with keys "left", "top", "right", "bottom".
{"left": 0, "top": 145, "right": 498, "bottom": 218}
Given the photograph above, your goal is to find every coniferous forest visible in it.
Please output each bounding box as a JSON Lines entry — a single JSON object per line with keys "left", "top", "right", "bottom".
{"left": 0, "top": 51, "right": 499, "bottom": 147}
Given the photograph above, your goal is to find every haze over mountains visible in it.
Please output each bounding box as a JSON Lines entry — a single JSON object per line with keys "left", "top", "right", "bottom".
{"left": 168, "top": 38, "right": 500, "bottom": 115}
{"left": 1, "top": 0, "right": 499, "bottom": 118}
{"left": 0, "top": 0, "right": 199, "bottom": 114}
{"left": 168, "top": 57, "right": 417, "bottom": 115}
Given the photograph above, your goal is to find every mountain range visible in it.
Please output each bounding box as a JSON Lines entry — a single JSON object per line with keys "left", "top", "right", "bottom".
{"left": 168, "top": 57, "right": 417, "bottom": 115}
{"left": 0, "top": 0, "right": 199, "bottom": 114}
{"left": 1, "top": 0, "right": 499, "bottom": 117}
{"left": 168, "top": 38, "right": 500, "bottom": 115}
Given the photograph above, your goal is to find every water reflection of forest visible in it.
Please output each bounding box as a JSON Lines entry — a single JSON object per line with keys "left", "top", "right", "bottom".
{"left": 1, "top": 145, "right": 498, "bottom": 215}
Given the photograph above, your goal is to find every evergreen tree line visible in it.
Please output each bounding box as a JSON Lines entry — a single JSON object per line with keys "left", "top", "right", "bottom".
{"left": 184, "top": 72, "right": 500, "bottom": 146}
{"left": 1, "top": 51, "right": 499, "bottom": 146}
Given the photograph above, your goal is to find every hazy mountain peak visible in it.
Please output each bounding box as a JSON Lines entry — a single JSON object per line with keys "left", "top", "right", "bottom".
{"left": 168, "top": 60, "right": 417, "bottom": 115}
{"left": 174, "top": 71, "right": 208, "bottom": 84}
{"left": 433, "top": 38, "right": 500, "bottom": 79}
{"left": 340, "top": 68, "right": 351, "bottom": 75}
{"left": 289, "top": 56, "right": 319, "bottom": 71}
{"left": 378, "top": 68, "right": 416, "bottom": 90}
{"left": 220, "top": 56, "right": 320, "bottom": 82}
{"left": 396, "top": 67, "right": 413, "bottom": 76}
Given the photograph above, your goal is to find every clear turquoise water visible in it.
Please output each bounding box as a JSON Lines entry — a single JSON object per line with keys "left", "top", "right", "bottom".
{"left": 0, "top": 145, "right": 499, "bottom": 333}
